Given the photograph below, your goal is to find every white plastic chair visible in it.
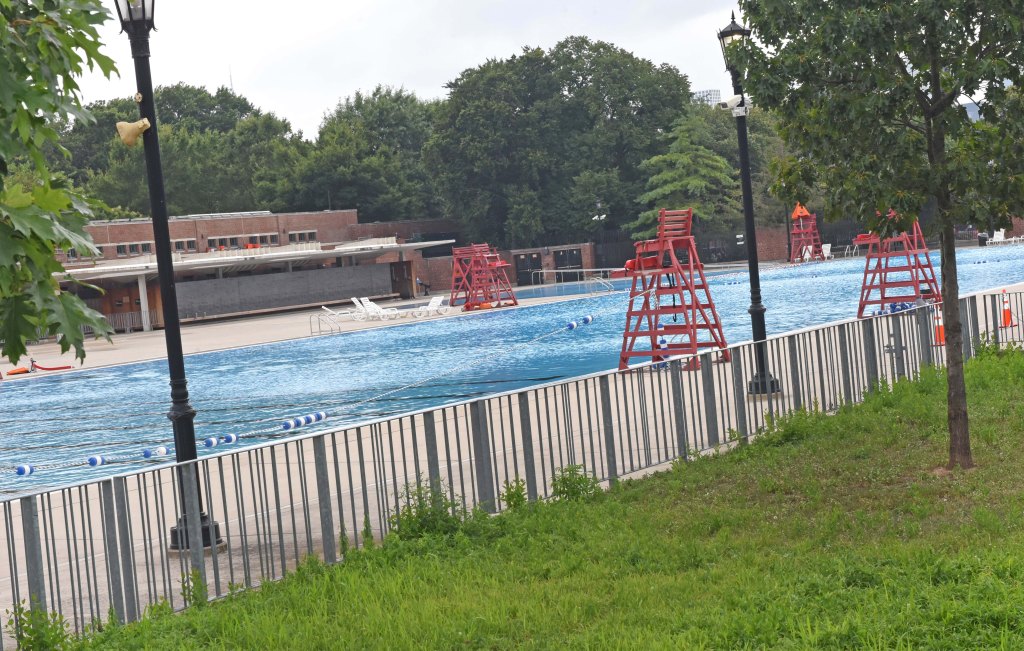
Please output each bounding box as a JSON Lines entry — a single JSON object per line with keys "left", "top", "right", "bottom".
{"left": 992, "top": 229, "right": 1006, "bottom": 243}
{"left": 821, "top": 243, "right": 833, "bottom": 259}
{"left": 801, "top": 246, "right": 813, "bottom": 263}
{"left": 413, "top": 296, "right": 452, "bottom": 318}
{"left": 359, "top": 297, "right": 401, "bottom": 320}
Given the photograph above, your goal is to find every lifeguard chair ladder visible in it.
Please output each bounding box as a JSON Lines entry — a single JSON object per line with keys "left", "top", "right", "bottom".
{"left": 618, "top": 209, "right": 729, "bottom": 370}
{"left": 856, "top": 221, "right": 940, "bottom": 318}
{"left": 449, "top": 244, "right": 518, "bottom": 311}
{"left": 789, "top": 203, "right": 823, "bottom": 263}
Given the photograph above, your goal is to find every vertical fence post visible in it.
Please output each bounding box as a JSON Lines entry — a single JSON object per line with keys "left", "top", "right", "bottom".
{"left": 862, "top": 318, "right": 879, "bottom": 391}
{"left": 422, "top": 413, "right": 442, "bottom": 492}
{"left": 891, "top": 316, "right": 907, "bottom": 379}
{"left": 599, "top": 374, "right": 618, "bottom": 486}
{"left": 180, "top": 465, "right": 207, "bottom": 588}
{"left": 312, "top": 435, "right": 337, "bottom": 564}
{"left": 669, "top": 360, "right": 691, "bottom": 458}
{"left": 470, "top": 401, "right": 496, "bottom": 513}
{"left": 990, "top": 294, "right": 1002, "bottom": 347}
{"left": 701, "top": 353, "right": 720, "bottom": 447}
{"left": 517, "top": 394, "right": 539, "bottom": 501}
{"left": 838, "top": 325, "right": 853, "bottom": 405}
{"left": 729, "top": 355, "right": 749, "bottom": 443}
{"left": 916, "top": 307, "right": 934, "bottom": 367}
{"left": 787, "top": 337, "right": 803, "bottom": 411}
{"left": 962, "top": 297, "right": 975, "bottom": 361}
{"left": 99, "top": 481, "right": 126, "bottom": 623}
{"left": 19, "top": 496, "right": 47, "bottom": 616}
{"left": 112, "top": 477, "right": 139, "bottom": 623}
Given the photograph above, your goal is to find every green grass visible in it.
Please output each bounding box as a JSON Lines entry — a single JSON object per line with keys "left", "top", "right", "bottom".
{"left": 77, "top": 347, "right": 1024, "bottom": 649}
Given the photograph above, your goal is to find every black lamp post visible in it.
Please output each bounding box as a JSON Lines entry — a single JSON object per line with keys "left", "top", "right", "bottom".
{"left": 718, "top": 13, "right": 780, "bottom": 395}
{"left": 115, "top": 0, "right": 220, "bottom": 549}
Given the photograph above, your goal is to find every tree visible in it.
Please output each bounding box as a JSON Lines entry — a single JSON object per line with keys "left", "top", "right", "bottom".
{"left": 1, "top": 0, "right": 115, "bottom": 365}
{"left": 737, "top": 0, "right": 1024, "bottom": 469}
{"left": 288, "top": 86, "right": 441, "bottom": 219}
{"left": 427, "top": 37, "right": 690, "bottom": 247}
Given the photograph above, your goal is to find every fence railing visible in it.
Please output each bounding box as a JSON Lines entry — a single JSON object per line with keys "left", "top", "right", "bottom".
{"left": 0, "top": 287, "right": 1021, "bottom": 646}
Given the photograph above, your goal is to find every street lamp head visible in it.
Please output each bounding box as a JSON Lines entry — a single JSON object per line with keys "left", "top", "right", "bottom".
{"left": 115, "top": 0, "right": 155, "bottom": 35}
{"left": 717, "top": 11, "right": 750, "bottom": 70}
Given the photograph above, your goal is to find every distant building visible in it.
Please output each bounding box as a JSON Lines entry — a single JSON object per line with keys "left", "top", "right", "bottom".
{"left": 692, "top": 89, "right": 722, "bottom": 106}
{"left": 60, "top": 210, "right": 457, "bottom": 331}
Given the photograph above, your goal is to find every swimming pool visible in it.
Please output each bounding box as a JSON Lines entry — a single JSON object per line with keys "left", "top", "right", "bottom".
{"left": 2, "top": 243, "right": 1022, "bottom": 489}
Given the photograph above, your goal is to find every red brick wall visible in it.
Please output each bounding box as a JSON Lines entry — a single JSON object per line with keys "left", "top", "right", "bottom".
{"left": 1008, "top": 217, "right": 1024, "bottom": 238}
{"left": 81, "top": 210, "right": 359, "bottom": 260}
{"left": 345, "top": 218, "right": 458, "bottom": 241}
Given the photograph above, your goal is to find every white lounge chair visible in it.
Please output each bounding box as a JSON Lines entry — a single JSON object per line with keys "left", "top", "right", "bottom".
{"left": 412, "top": 296, "right": 452, "bottom": 318}
{"left": 801, "top": 245, "right": 813, "bottom": 263}
{"left": 821, "top": 243, "right": 833, "bottom": 260}
{"left": 992, "top": 229, "right": 1006, "bottom": 243}
{"left": 359, "top": 297, "right": 401, "bottom": 320}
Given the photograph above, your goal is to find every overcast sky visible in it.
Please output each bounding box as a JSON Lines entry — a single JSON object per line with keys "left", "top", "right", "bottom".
{"left": 79, "top": 0, "right": 739, "bottom": 138}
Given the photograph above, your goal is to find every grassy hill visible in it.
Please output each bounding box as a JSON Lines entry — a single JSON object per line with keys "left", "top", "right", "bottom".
{"left": 67, "top": 346, "right": 1024, "bottom": 649}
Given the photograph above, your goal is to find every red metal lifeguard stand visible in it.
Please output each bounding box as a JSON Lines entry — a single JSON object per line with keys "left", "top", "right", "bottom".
{"left": 618, "top": 209, "right": 729, "bottom": 370}
{"left": 789, "top": 202, "right": 823, "bottom": 263}
{"left": 856, "top": 220, "right": 940, "bottom": 318}
{"left": 449, "top": 244, "right": 518, "bottom": 311}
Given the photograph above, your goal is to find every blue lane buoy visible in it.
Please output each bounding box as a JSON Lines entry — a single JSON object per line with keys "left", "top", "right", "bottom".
{"left": 282, "top": 411, "right": 328, "bottom": 431}
{"left": 566, "top": 321, "right": 578, "bottom": 331}
{"left": 223, "top": 433, "right": 239, "bottom": 444}
{"left": 203, "top": 437, "right": 219, "bottom": 448}
{"left": 15, "top": 464, "right": 34, "bottom": 476}
{"left": 582, "top": 315, "right": 594, "bottom": 325}
{"left": 143, "top": 446, "right": 169, "bottom": 459}
{"left": 87, "top": 455, "right": 105, "bottom": 467}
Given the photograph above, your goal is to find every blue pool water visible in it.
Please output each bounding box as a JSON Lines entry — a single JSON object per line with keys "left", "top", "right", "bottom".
{"left": 2, "top": 244, "right": 1022, "bottom": 489}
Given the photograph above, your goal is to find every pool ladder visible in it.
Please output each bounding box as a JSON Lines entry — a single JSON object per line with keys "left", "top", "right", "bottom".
{"left": 585, "top": 275, "right": 615, "bottom": 295}
{"left": 310, "top": 312, "right": 344, "bottom": 335}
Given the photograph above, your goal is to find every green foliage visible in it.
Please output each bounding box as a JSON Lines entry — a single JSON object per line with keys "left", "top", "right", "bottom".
{"left": 179, "top": 569, "right": 208, "bottom": 609}
{"left": 500, "top": 478, "right": 528, "bottom": 511}
{"left": 736, "top": 0, "right": 1024, "bottom": 229}
{"left": 550, "top": 464, "right": 602, "bottom": 502}
{"left": 426, "top": 36, "right": 690, "bottom": 247}
{"left": 5, "top": 601, "right": 73, "bottom": 650}
{"left": 0, "top": 0, "right": 116, "bottom": 365}
{"left": 388, "top": 480, "right": 464, "bottom": 540}
{"left": 634, "top": 102, "right": 787, "bottom": 238}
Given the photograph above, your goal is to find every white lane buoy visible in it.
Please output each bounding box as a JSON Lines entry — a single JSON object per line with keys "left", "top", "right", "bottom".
{"left": 223, "top": 433, "right": 239, "bottom": 444}
{"left": 582, "top": 315, "right": 594, "bottom": 325}
{"left": 87, "top": 455, "right": 105, "bottom": 467}
{"left": 15, "top": 464, "right": 35, "bottom": 476}
{"left": 566, "top": 321, "right": 579, "bottom": 330}
{"left": 204, "top": 437, "right": 219, "bottom": 448}
{"left": 143, "top": 446, "right": 169, "bottom": 459}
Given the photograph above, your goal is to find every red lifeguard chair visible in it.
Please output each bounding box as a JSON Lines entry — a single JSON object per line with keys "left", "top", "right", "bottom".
{"left": 449, "top": 244, "right": 518, "bottom": 311}
{"left": 856, "top": 220, "right": 940, "bottom": 318}
{"left": 789, "top": 202, "right": 823, "bottom": 263}
{"left": 618, "top": 209, "right": 729, "bottom": 370}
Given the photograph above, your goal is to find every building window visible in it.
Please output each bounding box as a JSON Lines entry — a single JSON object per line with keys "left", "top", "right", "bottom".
{"left": 96, "top": 246, "right": 105, "bottom": 257}
{"left": 141, "top": 243, "right": 152, "bottom": 253}
{"left": 288, "top": 233, "right": 297, "bottom": 243}
{"left": 66, "top": 248, "right": 78, "bottom": 260}
{"left": 187, "top": 239, "right": 197, "bottom": 251}
{"left": 259, "top": 235, "right": 269, "bottom": 245}
{"left": 175, "top": 241, "right": 185, "bottom": 251}
{"left": 270, "top": 234, "right": 279, "bottom": 244}
{"left": 129, "top": 243, "right": 140, "bottom": 255}
{"left": 116, "top": 245, "right": 127, "bottom": 257}
{"left": 229, "top": 237, "right": 240, "bottom": 248}
{"left": 249, "top": 236, "right": 259, "bottom": 245}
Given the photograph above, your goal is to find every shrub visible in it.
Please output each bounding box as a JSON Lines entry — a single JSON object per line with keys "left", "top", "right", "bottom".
{"left": 388, "top": 481, "right": 464, "bottom": 540}
{"left": 551, "top": 465, "right": 602, "bottom": 502}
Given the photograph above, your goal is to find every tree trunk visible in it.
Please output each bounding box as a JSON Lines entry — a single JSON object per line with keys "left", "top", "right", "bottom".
{"left": 939, "top": 221, "right": 973, "bottom": 469}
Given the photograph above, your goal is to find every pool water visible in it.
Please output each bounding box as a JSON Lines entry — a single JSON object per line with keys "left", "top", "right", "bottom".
{"left": 2, "top": 244, "right": 1022, "bottom": 489}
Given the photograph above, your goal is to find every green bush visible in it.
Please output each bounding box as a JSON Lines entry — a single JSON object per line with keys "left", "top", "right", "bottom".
{"left": 551, "top": 465, "right": 602, "bottom": 502}
{"left": 388, "top": 481, "right": 464, "bottom": 540}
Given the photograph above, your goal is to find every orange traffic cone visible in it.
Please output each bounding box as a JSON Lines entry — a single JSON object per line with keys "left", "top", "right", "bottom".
{"left": 1000, "top": 289, "right": 1017, "bottom": 329}
{"left": 933, "top": 311, "right": 945, "bottom": 346}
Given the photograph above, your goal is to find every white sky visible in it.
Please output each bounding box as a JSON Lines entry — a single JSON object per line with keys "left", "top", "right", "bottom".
{"left": 79, "top": 0, "right": 739, "bottom": 139}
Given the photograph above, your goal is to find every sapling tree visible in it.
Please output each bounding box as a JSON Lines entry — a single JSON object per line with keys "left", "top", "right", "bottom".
{"left": 736, "top": 0, "right": 1024, "bottom": 468}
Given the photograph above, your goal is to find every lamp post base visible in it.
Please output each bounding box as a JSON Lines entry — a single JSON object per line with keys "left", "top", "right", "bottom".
{"left": 169, "top": 512, "right": 223, "bottom": 550}
{"left": 747, "top": 373, "right": 782, "bottom": 395}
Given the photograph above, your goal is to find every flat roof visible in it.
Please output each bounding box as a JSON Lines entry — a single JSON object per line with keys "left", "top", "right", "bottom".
{"left": 61, "top": 237, "right": 455, "bottom": 283}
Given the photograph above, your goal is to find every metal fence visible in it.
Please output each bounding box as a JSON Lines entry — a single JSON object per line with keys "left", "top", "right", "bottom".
{"left": 0, "top": 288, "right": 1021, "bottom": 646}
